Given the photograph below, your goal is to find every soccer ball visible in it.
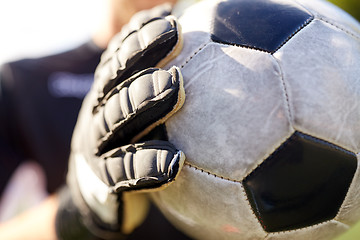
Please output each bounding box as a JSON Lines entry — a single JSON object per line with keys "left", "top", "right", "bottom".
{"left": 150, "top": 0, "right": 360, "bottom": 239}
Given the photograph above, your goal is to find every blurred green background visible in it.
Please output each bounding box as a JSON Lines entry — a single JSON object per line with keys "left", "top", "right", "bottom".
{"left": 328, "top": 1, "right": 359, "bottom": 239}
{"left": 336, "top": 221, "right": 360, "bottom": 240}
{"left": 329, "top": 0, "right": 360, "bottom": 21}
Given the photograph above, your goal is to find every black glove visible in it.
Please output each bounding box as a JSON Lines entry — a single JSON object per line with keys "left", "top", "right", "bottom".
{"left": 56, "top": 4, "right": 185, "bottom": 240}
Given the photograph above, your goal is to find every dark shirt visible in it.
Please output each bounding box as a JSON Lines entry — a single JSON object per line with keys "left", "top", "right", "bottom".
{"left": 0, "top": 41, "right": 102, "bottom": 194}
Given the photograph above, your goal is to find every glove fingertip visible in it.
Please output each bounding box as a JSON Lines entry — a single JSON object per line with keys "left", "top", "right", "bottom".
{"left": 168, "top": 149, "right": 186, "bottom": 182}
{"left": 156, "top": 15, "right": 183, "bottom": 68}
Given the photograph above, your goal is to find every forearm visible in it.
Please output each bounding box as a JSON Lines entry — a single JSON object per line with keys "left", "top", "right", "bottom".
{"left": 0, "top": 188, "right": 98, "bottom": 240}
{"left": 0, "top": 194, "right": 58, "bottom": 240}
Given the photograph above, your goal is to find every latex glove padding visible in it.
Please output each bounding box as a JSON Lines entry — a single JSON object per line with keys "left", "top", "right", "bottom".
{"left": 67, "top": 6, "right": 185, "bottom": 240}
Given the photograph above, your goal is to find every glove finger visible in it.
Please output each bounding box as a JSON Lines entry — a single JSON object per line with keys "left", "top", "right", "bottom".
{"left": 94, "top": 14, "right": 182, "bottom": 107}
{"left": 102, "top": 140, "right": 185, "bottom": 193}
{"left": 92, "top": 67, "right": 185, "bottom": 155}
{"left": 105, "top": 3, "right": 173, "bottom": 57}
{"left": 78, "top": 140, "right": 185, "bottom": 194}
{"left": 71, "top": 140, "right": 185, "bottom": 234}
{"left": 101, "top": 3, "right": 172, "bottom": 62}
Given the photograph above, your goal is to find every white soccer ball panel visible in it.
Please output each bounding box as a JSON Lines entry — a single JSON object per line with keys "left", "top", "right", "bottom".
{"left": 265, "top": 220, "right": 348, "bottom": 240}
{"left": 149, "top": 0, "right": 360, "bottom": 238}
{"left": 166, "top": 42, "right": 292, "bottom": 181}
{"left": 150, "top": 165, "right": 266, "bottom": 240}
{"left": 273, "top": 19, "right": 360, "bottom": 152}
{"left": 337, "top": 156, "right": 360, "bottom": 225}
{"left": 168, "top": 0, "right": 219, "bottom": 68}
{"left": 294, "top": 0, "right": 360, "bottom": 36}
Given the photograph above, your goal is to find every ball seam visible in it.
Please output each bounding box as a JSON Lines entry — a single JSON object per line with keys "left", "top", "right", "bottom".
{"left": 318, "top": 17, "right": 360, "bottom": 41}
{"left": 184, "top": 162, "right": 241, "bottom": 183}
{"left": 179, "top": 41, "right": 212, "bottom": 69}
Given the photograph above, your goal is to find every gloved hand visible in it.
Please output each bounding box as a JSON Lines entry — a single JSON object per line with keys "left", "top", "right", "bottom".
{"left": 56, "top": 4, "right": 185, "bottom": 240}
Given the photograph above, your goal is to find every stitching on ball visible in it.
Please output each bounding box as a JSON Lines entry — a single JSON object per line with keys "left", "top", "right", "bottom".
{"left": 273, "top": 16, "right": 314, "bottom": 54}
{"left": 266, "top": 219, "right": 345, "bottom": 235}
{"left": 180, "top": 41, "right": 212, "bottom": 69}
{"left": 184, "top": 162, "right": 270, "bottom": 237}
{"left": 270, "top": 55, "right": 294, "bottom": 128}
{"left": 319, "top": 17, "right": 360, "bottom": 41}
{"left": 241, "top": 131, "right": 295, "bottom": 181}
{"left": 184, "top": 162, "right": 269, "bottom": 238}
{"left": 214, "top": 41, "right": 271, "bottom": 54}
{"left": 184, "top": 162, "right": 242, "bottom": 183}
{"left": 292, "top": 0, "right": 360, "bottom": 41}
{"left": 335, "top": 158, "right": 360, "bottom": 221}
{"left": 238, "top": 180, "right": 269, "bottom": 236}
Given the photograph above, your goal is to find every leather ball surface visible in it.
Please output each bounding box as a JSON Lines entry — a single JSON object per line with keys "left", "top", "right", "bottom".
{"left": 150, "top": 0, "right": 360, "bottom": 239}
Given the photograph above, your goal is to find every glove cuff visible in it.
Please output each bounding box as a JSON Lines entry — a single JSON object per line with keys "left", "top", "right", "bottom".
{"left": 64, "top": 159, "right": 127, "bottom": 240}
{"left": 55, "top": 186, "right": 99, "bottom": 240}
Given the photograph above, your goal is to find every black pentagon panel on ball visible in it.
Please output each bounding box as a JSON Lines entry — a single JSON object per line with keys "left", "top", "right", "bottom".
{"left": 211, "top": 0, "right": 314, "bottom": 53}
{"left": 243, "top": 131, "right": 357, "bottom": 232}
